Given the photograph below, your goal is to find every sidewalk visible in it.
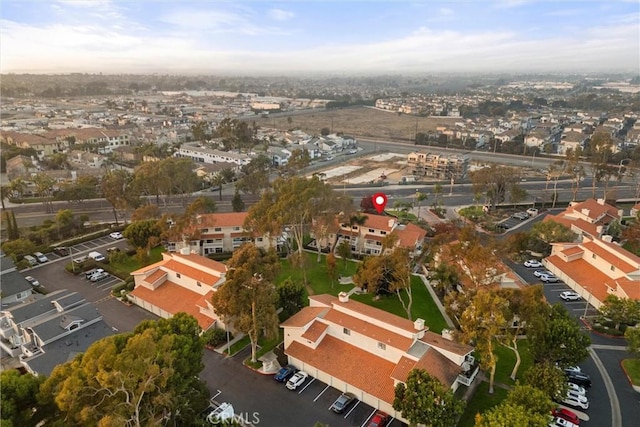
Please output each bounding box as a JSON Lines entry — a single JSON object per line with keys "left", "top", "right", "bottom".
{"left": 214, "top": 332, "right": 246, "bottom": 355}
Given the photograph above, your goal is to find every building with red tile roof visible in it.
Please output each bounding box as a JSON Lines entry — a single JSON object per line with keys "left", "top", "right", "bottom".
{"left": 166, "top": 212, "right": 279, "bottom": 256}
{"left": 544, "top": 236, "right": 640, "bottom": 310}
{"left": 543, "top": 198, "right": 622, "bottom": 239}
{"left": 281, "top": 293, "right": 476, "bottom": 423}
{"left": 128, "top": 249, "right": 227, "bottom": 330}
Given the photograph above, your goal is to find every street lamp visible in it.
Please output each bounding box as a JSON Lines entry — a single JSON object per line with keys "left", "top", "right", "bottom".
{"left": 582, "top": 287, "right": 592, "bottom": 319}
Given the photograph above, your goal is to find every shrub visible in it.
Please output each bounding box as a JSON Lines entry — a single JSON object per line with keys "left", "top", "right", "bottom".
{"left": 201, "top": 328, "right": 232, "bottom": 347}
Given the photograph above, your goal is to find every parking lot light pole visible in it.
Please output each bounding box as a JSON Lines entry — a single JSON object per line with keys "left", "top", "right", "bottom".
{"left": 582, "top": 287, "right": 591, "bottom": 319}
{"left": 69, "top": 246, "right": 75, "bottom": 273}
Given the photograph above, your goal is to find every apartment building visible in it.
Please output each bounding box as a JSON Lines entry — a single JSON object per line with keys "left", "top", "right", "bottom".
{"left": 407, "top": 152, "right": 469, "bottom": 180}
{"left": 166, "top": 212, "right": 279, "bottom": 256}
{"left": 128, "top": 250, "right": 228, "bottom": 330}
{"left": 175, "top": 142, "right": 251, "bottom": 166}
{"left": 543, "top": 198, "right": 622, "bottom": 240}
{"left": 282, "top": 293, "right": 477, "bottom": 424}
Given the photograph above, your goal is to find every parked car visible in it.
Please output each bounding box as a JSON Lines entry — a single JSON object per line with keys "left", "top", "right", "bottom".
{"left": 109, "top": 232, "right": 123, "bottom": 240}
{"left": 285, "top": 371, "right": 308, "bottom": 390}
{"left": 540, "top": 274, "right": 560, "bottom": 283}
{"left": 88, "top": 251, "right": 106, "bottom": 262}
{"left": 566, "top": 382, "right": 586, "bottom": 395}
{"left": 496, "top": 222, "right": 510, "bottom": 230}
{"left": 330, "top": 392, "right": 356, "bottom": 413}
{"left": 552, "top": 407, "right": 580, "bottom": 425}
{"left": 524, "top": 259, "right": 543, "bottom": 268}
{"left": 274, "top": 365, "right": 297, "bottom": 382}
{"left": 90, "top": 271, "right": 110, "bottom": 282}
{"left": 106, "top": 247, "right": 121, "bottom": 254}
{"left": 560, "top": 291, "right": 581, "bottom": 301}
{"left": 85, "top": 268, "right": 105, "bottom": 279}
{"left": 367, "top": 411, "right": 389, "bottom": 427}
{"left": 23, "top": 255, "right": 38, "bottom": 266}
{"left": 566, "top": 371, "right": 592, "bottom": 388}
{"left": 527, "top": 207, "right": 539, "bottom": 216}
{"left": 53, "top": 246, "right": 69, "bottom": 256}
{"left": 512, "top": 212, "right": 529, "bottom": 220}
{"left": 24, "top": 276, "right": 40, "bottom": 287}
{"left": 347, "top": 149, "right": 358, "bottom": 154}
{"left": 564, "top": 365, "right": 582, "bottom": 374}
{"left": 33, "top": 252, "right": 49, "bottom": 263}
{"left": 533, "top": 269, "right": 552, "bottom": 278}
{"left": 562, "top": 391, "right": 589, "bottom": 409}
{"left": 550, "top": 416, "right": 579, "bottom": 427}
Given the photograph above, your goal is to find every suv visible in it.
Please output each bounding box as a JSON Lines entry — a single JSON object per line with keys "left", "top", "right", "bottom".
{"left": 274, "top": 365, "right": 297, "bottom": 382}
{"left": 512, "top": 212, "right": 529, "bottom": 220}
{"left": 53, "top": 246, "right": 69, "bottom": 256}
{"left": 540, "top": 273, "right": 560, "bottom": 283}
{"left": 23, "top": 255, "right": 38, "bottom": 266}
{"left": 330, "top": 392, "right": 356, "bottom": 413}
{"left": 566, "top": 371, "right": 592, "bottom": 388}
{"left": 90, "top": 271, "right": 110, "bottom": 282}
{"left": 85, "top": 268, "right": 105, "bottom": 279}
{"left": 34, "top": 252, "right": 49, "bottom": 263}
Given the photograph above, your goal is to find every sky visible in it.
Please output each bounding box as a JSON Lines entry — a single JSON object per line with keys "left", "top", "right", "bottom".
{"left": 1, "top": 0, "right": 639, "bottom": 75}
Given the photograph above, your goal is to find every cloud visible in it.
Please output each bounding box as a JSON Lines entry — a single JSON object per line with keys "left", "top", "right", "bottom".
{"left": 268, "top": 8, "right": 294, "bottom": 21}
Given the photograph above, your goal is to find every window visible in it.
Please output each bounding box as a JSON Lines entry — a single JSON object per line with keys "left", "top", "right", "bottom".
{"left": 369, "top": 228, "right": 375, "bottom": 233}
{"left": 176, "top": 273, "right": 181, "bottom": 278}
{"left": 214, "top": 227, "right": 222, "bottom": 232}
{"left": 378, "top": 342, "right": 386, "bottom": 350}
{"left": 234, "top": 226, "right": 241, "bottom": 231}
{"left": 257, "top": 237, "right": 263, "bottom": 242}
{"left": 206, "top": 239, "right": 213, "bottom": 244}
{"left": 343, "top": 328, "right": 351, "bottom": 335}
{"left": 381, "top": 231, "right": 387, "bottom": 235}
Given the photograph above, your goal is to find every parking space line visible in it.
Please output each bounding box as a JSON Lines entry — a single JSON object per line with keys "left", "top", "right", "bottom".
{"left": 314, "top": 384, "right": 329, "bottom": 402}
{"left": 344, "top": 400, "right": 360, "bottom": 419}
{"left": 384, "top": 417, "right": 395, "bottom": 427}
{"left": 360, "top": 408, "right": 377, "bottom": 427}
{"left": 299, "top": 377, "right": 315, "bottom": 394}
{"left": 210, "top": 389, "right": 222, "bottom": 401}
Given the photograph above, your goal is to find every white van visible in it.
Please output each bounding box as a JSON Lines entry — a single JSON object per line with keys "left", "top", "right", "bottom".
{"left": 23, "top": 255, "right": 38, "bottom": 266}
{"left": 88, "top": 251, "right": 106, "bottom": 262}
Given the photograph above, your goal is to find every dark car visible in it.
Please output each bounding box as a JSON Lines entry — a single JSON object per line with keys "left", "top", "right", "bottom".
{"left": 566, "top": 371, "right": 591, "bottom": 388}
{"left": 53, "top": 246, "right": 69, "bottom": 256}
{"left": 330, "top": 392, "right": 356, "bottom": 414}
{"left": 274, "top": 364, "right": 297, "bottom": 382}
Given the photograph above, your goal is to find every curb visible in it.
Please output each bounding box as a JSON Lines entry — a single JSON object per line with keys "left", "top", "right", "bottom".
{"left": 579, "top": 318, "right": 627, "bottom": 339}
{"left": 619, "top": 359, "right": 640, "bottom": 393}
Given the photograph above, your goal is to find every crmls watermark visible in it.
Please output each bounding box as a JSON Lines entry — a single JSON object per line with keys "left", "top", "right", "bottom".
{"left": 210, "top": 412, "right": 261, "bottom": 425}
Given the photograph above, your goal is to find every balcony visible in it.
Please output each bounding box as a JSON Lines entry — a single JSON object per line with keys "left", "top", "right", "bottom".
{"left": 457, "top": 355, "right": 480, "bottom": 387}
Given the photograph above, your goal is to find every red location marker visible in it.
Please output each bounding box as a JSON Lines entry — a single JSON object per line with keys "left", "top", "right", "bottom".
{"left": 371, "top": 193, "right": 388, "bottom": 214}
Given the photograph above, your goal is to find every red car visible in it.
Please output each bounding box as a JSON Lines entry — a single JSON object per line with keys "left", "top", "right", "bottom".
{"left": 367, "top": 411, "right": 389, "bottom": 427}
{"left": 552, "top": 407, "right": 580, "bottom": 425}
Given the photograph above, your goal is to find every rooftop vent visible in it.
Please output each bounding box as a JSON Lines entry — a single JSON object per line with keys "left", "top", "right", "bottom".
{"left": 338, "top": 292, "right": 349, "bottom": 303}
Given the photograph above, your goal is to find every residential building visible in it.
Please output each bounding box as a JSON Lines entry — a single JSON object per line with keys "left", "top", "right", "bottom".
{"left": 166, "top": 212, "right": 279, "bottom": 256}
{"left": 545, "top": 237, "right": 640, "bottom": 310}
{"left": 543, "top": 198, "right": 622, "bottom": 240}
{"left": 407, "top": 152, "right": 469, "bottom": 180}
{"left": 281, "top": 293, "right": 477, "bottom": 424}
{"left": 0, "top": 256, "right": 33, "bottom": 306}
{"left": 5, "top": 154, "right": 35, "bottom": 180}
{"left": 175, "top": 142, "right": 251, "bottom": 166}
{"left": 128, "top": 250, "right": 228, "bottom": 330}
{"left": 0, "top": 289, "right": 113, "bottom": 375}
{"left": 330, "top": 214, "right": 427, "bottom": 257}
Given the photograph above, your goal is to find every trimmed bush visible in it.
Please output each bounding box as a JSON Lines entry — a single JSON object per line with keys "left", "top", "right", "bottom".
{"left": 202, "top": 328, "right": 232, "bottom": 347}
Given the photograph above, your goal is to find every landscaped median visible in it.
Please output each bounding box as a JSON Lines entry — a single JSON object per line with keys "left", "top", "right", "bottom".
{"left": 621, "top": 358, "right": 640, "bottom": 393}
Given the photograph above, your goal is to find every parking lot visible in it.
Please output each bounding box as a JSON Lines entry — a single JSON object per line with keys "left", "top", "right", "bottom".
{"left": 201, "top": 349, "right": 405, "bottom": 427}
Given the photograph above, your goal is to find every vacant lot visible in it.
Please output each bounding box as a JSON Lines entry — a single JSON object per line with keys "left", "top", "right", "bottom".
{"left": 258, "top": 107, "right": 460, "bottom": 140}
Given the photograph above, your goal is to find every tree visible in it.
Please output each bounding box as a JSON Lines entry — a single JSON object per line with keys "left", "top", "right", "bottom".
{"left": 336, "top": 240, "right": 352, "bottom": 272}
{"left": 393, "top": 369, "right": 465, "bottom": 427}
{"left": 522, "top": 361, "right": 568, "bottom": 401}
{"left": 0, "top": 370, "right": 45, "bottom": 427}
{"left": 58, "top": 175, "right": 99, "bottom": 204}
{"left": 429, "top": 262, "right": 460, "bottom": 298}
{"left": 459, "top": 289, "right": 509, "bottom": 393}
{"left": 277, "top": 278, "right": 306, "bottom": 320}
{"left": 508, "top": 184, "right": 528, "bottom": 208}
{"left": 326, "top": 252, "right": 338, "bottom": 288}
{"left": 236, "top": 154, "right": 272, "bottom": 195}
{"left": 587, "top": 131, "right": 614, "bottom": 198}
{"left": 622, "top": 213, "right": 640, "bottom": 255}
{"left": 280, "top": 148, "right": 311, "bottom": 178}
{"left": 470, "top": 165, "right": 520, "bottom": 210}
{"left": 210, "top": 173, "right": 226, "bottom": 201}
{"left": 529, "top": 220, "right": 576, "bottom": 254}
{"left": 33, "top": 172, "right": 56, "bottom": 213}
{"left": 529, "top": 304, "right": 590, "bottom": 366}
{"left": 2, "top": 210, "right": 20, "bottom": 241}
{"left": 131, "top": 204, "right": 162, "bottom": 222}
{"left": 320, "top": 127, "right": 330, "bottom": 136}
{"left": 1, "top": 184, "right": 12, "bottom": 210}
{"left": 101, "top": 169, "right": 139, "bottom": 226}
{"left": 210, "top": 244, "right": 280, "bottom": 363}
{"left": 123, "top": 219, "right": 162, "bottom": 250}
{"left": 38, "top": 313, "right": 209, "bottom": 427}
{"left": 564, "top": 147, "right": 585, "bottom": 201}
{"left": 476, "top": 384, "right": 554, "bottom": 427}
{"left": 625, "top": 326, "right": 640, "bottom": 357}
{"left": 160, "top": 158, "right": 202, "bottom": 207}
{"left": 446, "top": 226, "right": 505, "bottom": 288}
{"left": 600, "top": 295, "right": 640, "bottom": 330}
{"left": 231, "top": 190, "right": 245, "bottom": 212}
{"left": 1, "top": 238, "right": 37, "bottom": 262}
{"left": 415, "top": 191, "right": 428, "bottom": 220}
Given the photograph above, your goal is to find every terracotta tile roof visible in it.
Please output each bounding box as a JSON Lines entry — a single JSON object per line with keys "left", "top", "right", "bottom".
{"left": 614, "top": 279, "right": 640, "bottom": 299}
{"left": 544, "top": 215, "right": 599, "bottom": 238}
{"left": 162, "top": 259, "right": 222, "bottom": 285}
{"left": 308, "top": 294, "right": 337, "bottom": 307}
{"left": 545, "top": 255, "right": 610, "bottom": 303}
{"left": 580, "top": 241, "right": 639, "bottom": 274}
{"left": 144, "top": 269, "right": 167, "bottom": 285}
{"left": 414, "top": 347, "right": 463, "bottom": 387}
{"left": 201, "top": 233, "right": 224, "bottom": 238}
{"left": 362, "top": 214, "right": 396, "bottom": 232}
{"left": 130, "top": 280, "right": 216, "bottom": 330}
{"left": 131, "top": 259, "right": 169, "bottom": 275}
{"left": 195, "top": 290, "right": 214, "bottom": 310}
{"left": 309, "top": 294, "right": 420, "bottom": 334}
{"left": 420, "top": 331, "right": 473, "bottom": 356}
{"left": 230, "top": 232, "right": 249, "bottom": 238}
{"left": 323, "top": 309, "right": 414, "bottom": 351}
{"left": 568, "top": 198, "right": 620, "bottom": 221}
{"left": 390, "top": 356, "right": 416, "bottom": 383}
{"left": 392, "top": 223, "right": 427, "bottom": 248}
{"left": 195, "top": 212, "right": 248, "bottom": 228}
{"left": 171, "top": 253, "right": 228, "bottom": 275}
{"left": 285, "top": 335, "right": 397, "bottom": 403}
{"left": 280, "top": 307, "right": 329, "bottom": 327}
{"left": 301, "top": 320, "right": 329, "bottom": 342}
{"left": 364, "top": 233, "right": 384, "bottom": 242}
{"left": 563, "top": 246, "right": 584, "bottom": 256}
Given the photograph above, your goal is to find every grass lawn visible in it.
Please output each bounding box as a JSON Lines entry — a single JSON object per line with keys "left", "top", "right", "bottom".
{"left": 276, "top": 251, "right": 359, "bottom": 296}
{"left": 492, "top": 339, "right": 533, "bottom": 386}
{"left": 350, "top": 275, "right": 448, "bottom": 333}
{"left": 457, "top": 381, "right": 509, "bottom": 427}
{"left": 108, "top": 246, "right": 165, "bottom": 277}
{"left": 622, "top": 358, "right": 640, "bottom": 386}
{"left": 245, "top": 330, "right": 285, "bottom": 369}
{"left": 228, "top": 335, "right": 251, "bottom": 356}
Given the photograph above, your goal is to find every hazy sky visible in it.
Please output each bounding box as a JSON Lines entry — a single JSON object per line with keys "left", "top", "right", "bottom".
{"left": 2, "top": 0, "right": 639, "bottom": 75}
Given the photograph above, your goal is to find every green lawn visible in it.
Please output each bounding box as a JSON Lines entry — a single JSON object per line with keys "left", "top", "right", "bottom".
{"left": 276, "top": 251, "right": 359, "bottom": 296}
{"left": 108, "top": 246, "right": 165, "bottom": 277}
{"left": 350, "top": 275, "right": 448, "bottom": 333}
{"left": 492, "top": 339, "right": 533, "bottom": 386}
{"left": 622, "top": 358, "right": 640, "bottom": 386}
{"left": 457, "top": 381, "right": 509, "bottom": 427}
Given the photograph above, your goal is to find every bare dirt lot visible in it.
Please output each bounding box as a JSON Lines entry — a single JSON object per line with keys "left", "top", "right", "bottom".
{"left": 257, "top": 107, "right": 460, "bottom": 140}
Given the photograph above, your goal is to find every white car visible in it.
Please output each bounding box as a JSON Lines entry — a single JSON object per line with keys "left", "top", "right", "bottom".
{"left": 90, "top": 271, "right": 110, "bottom": 282}
{"left": 567, "top": 381, "right": 586, "bottom": 395}
{"left": 34, "top": 252, "right": 49, "bottom": 263}
{"left": 524, "top": 260, "right": 543, "bottom": 268}
{"left": 533, "top": 269, "right": 552, "bottom": 278}
{"left": 286, "top": 371, "right": 309, "bottom": 390}
{"left": 512, "top": 212, "right": 529, "bottom": 220}
{"left": 109, "top": 232, "right": 123, "bottom": 240}
{"left": 24, "top": 276, "right": 40, "bottom": 287}
{"left": 562, "top": 392, "right": 589, "bottom": 410}
{"left": 550, "top": 417, "right": 578, "bottom": 427}
{"left": 540, "top": 274, "right": 560, "bottom": 283}
{"left": 560, "top": 291, "right": 581, "bottom": 301}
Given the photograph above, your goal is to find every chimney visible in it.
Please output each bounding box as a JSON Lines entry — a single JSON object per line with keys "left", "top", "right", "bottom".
{"left": 441, "top": 329, "right": 454, "bottom": 341}
{"left": 601, "top": 235, "right": 613, "bottom": 243}
{"left": 596, "top": 198, "right": 605, "bottom": 205}
{"left": 338, "top": 292, "right": 349, "bottom": 303}
{"left": 413, "top": 318, "right": 425, "bottom": 331}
